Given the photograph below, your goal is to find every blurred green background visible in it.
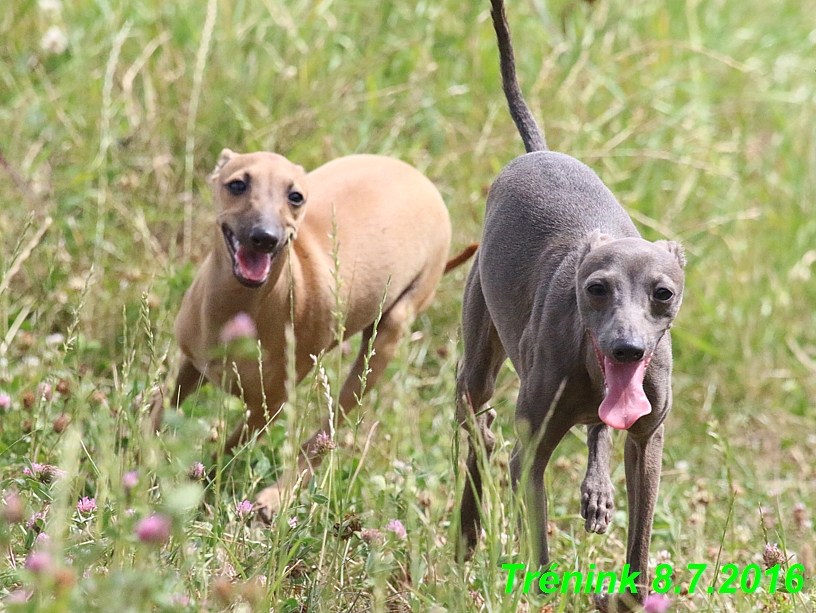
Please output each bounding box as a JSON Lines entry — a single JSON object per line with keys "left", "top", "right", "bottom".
{"left": 0, "top": 0, "right": 815, "bottom": 610}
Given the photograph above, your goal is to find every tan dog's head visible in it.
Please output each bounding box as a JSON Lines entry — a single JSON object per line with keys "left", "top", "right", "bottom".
{"left": 210, "top": 149, "right": 308, "bottom": 287}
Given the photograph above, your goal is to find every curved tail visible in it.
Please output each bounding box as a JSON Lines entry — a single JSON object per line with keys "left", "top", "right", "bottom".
{"left": 489, "top": 0, "right": 548, "bottom": 153}
{"left": 444, "top": 243, "right": 478, "bottom": 274}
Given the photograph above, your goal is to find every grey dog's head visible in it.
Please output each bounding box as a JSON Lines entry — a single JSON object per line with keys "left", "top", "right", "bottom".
{"left": 576, "top": 230, "right": 685, "bottom": 430}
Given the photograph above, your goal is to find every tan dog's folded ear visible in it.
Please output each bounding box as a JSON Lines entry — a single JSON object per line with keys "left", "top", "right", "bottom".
{"left": 654, "top": 240, "right": 686, "bottom": 269}
{"left": 210, "top": 148, "right": 237, "bottom": 181}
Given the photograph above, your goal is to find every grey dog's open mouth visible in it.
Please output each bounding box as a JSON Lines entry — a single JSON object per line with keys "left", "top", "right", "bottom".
{"left": 222, "top": 226, "right": 273, "bottom": 288}
{"left": 589, "top": 333, "right": 653, "bottom": 430}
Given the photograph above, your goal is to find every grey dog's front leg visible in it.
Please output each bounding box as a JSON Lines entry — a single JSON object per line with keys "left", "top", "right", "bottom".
{"left": 594, "top": 424, "right": 663, "bottom": 613}
{"left": 624, "top": 424, "right": 663, "bottom": 577}
{"left": 581, "top": 424, "right": 615, "bottom": 533}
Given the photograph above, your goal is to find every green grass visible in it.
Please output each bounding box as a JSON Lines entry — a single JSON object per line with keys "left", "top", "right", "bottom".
{"left": 1, "top": 0, "right": 815, "bottom": 610}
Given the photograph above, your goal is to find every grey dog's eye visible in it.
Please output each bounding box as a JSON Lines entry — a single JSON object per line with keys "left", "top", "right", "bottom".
{"left": 654, "top": 287, "right": 673, "bottom": 302}
{"left": 226, "top": 179, "right": 247, "bottom": 195}
{"left": 288, "top": 191, "right": 304, "bottom": 205}
{"left": 587, "top": 283, "right": 606, "bottom": 297}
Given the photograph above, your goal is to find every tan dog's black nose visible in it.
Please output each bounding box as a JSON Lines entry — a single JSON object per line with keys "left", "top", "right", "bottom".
{"left": 249, "top": 228, "right": 280, "bottom": 252}
{"left": 611, "top": 340, "right": 645, "bottom": 363}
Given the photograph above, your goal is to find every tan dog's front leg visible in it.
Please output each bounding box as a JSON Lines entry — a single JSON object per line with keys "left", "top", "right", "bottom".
{"left": 255, "top": 301, "right": 413, "bottom": 522}
{"left": 151, "top": 357, "right": 205, "bottom": 431}
{"left": 212, "top": 367, "right": 284, "bottom": 475}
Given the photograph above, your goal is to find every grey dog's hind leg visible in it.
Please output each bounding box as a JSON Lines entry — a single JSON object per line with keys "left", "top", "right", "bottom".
{"left": 456, "top": 262, "right": 505, "bottom": 559}
{"left": 510, "top": 379, "right": 574, "bottom": 568}
{"left": 581, "top": 423, "right": 615, "bottom": 534}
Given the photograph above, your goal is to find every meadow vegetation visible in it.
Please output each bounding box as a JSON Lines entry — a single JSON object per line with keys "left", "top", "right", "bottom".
{"left": 0, "top": 0, "right": 815, "bottom": 610}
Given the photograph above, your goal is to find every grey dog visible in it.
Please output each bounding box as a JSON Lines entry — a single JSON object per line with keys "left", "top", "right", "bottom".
{"left": 455, "top": 0, "right": 686, "bottom": 609}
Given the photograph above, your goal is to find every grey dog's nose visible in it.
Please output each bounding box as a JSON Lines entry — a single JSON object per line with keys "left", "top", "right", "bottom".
{"left": 611, "top": 340, "right": 645, "bottom": 363}
{"left": 249, "top": 228, "right": 280, "bottom": 252}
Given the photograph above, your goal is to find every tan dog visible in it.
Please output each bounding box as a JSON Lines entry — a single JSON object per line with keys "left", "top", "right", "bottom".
{"left": 169, "top": 149, "right": 474, "bottom": 519}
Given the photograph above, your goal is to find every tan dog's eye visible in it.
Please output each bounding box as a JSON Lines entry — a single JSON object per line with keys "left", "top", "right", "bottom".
{"left": 288, "top": 191, "right": 305, "bottom": 206}
{"left": 226, "top": 179, "right": 247, "bottom": 195}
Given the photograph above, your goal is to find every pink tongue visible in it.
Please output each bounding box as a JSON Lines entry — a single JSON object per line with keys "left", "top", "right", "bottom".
{"left": 598, "top": 358, "right": 651, "bottom": 430}
{"left": 235, "top": 245, "right": 272, "bottom": 283}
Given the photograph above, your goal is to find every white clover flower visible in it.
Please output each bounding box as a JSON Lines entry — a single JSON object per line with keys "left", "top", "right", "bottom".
{"left": 45, "top": 333, "right": 64, "bottom": 346}
{"left": 22, "top": 356, "right": 41, "bottom": 369}
{"left": 38, "top": 0, "right": 62, "bottom": 17}
{"left": 40, "top": 26, "right": 68, "bottom": 55}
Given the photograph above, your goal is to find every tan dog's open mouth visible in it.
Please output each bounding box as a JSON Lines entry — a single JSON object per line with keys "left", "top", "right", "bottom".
{"left": 590, "top": 333, "right": 653, "bottom": 430}
{"left": 222, "top": 226, "right": 274, "bottom": 287}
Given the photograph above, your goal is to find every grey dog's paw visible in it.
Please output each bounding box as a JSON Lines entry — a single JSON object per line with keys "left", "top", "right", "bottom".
{"left": 580, "top": 477, "right": 614, "bottom": 534}
{"left": 593, "top": 591, "right": 642, "bottom": 613}
{"left": 593, "top": 591, "right": 611, "bottom": 613}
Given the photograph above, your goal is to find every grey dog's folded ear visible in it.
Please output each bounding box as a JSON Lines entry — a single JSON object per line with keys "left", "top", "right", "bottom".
{"left": 210, "top": 148, "right": 237, "bottom": 181}
{"left": 578, "top": 229, "right": 615, "bottom": 264}
{"left": 654, "top": 240, "right": 686, "bottom": 269}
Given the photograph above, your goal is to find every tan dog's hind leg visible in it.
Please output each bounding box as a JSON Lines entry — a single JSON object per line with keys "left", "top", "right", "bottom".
{"left": 255, "top": 299, "right": 415, "bottom": 521}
